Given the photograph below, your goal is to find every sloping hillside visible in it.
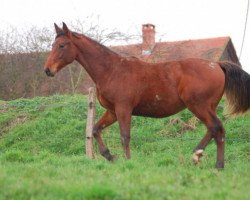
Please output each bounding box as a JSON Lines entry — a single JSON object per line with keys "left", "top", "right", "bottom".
{"left": 0, "top": 95, "right": 249, "bottom": 200}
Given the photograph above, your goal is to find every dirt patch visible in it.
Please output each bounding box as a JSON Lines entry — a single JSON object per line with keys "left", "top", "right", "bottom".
{"left": 0, "top": 115, "right": 29, "bottom": 137}
{"left": 0, "top": 103, "right": 9, "bottom": 113}
{"left": 8, "top": 115, "right": 28, "bottom": 127}
{"left": 183, "top": 117, "right": 200, "bottom": 131}
{"left": 169, "top": 116, "right": 200, "bottom": 132}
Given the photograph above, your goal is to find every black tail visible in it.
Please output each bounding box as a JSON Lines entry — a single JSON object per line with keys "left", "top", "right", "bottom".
{"left": 218, "top": 61, "right": 250, "bottom": 115}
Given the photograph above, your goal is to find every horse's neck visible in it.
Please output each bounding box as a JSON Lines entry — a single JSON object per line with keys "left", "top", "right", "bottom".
{"left": 73, "top": 34, "right": 121, "bottom": 84}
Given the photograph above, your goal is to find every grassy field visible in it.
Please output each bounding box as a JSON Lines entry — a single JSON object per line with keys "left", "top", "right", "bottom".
{"left": 0, "top": 95, "right": 249, "bottom": 200}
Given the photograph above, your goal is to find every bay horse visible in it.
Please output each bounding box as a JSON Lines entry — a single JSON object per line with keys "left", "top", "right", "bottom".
{"left": 44, "top": 23, "right": 250, "bottom": 169}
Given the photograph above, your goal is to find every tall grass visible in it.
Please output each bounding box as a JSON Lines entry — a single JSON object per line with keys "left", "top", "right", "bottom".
{"left": 0, "top": 95, "right": 249, "bottom": 200}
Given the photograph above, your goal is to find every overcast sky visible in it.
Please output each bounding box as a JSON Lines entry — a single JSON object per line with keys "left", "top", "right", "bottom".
{"left": 1, "top": 0, "right": 249, "bottom": 73}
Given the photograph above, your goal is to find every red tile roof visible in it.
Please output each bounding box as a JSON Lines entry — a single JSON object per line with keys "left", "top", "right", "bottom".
{"left": 110, "top": 37, "right": 232, "bottom": 63}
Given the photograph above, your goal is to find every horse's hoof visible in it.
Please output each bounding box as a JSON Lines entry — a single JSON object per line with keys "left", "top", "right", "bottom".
{"left": 110, "top": 155, "right": 118, "bottom": 162}
{"left": 101, "top": 149, "right": 117, "bottom": 161}
{"left": 215, "top": 161, "right": 224, "bottom": 169}
{"left": 192, "top": 149, "right": 203, "bottom": 165}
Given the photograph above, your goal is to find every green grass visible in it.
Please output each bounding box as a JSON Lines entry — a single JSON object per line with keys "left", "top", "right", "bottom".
{"left": 0, "top": 95, "right": 249, "bottom": 200}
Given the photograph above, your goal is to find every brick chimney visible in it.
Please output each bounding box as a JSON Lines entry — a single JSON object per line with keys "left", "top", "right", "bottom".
{"left": 142, "top": 24, "right": 155, "bottom": 55}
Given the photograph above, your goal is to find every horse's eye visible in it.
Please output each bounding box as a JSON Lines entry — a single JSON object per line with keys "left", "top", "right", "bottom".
{"left": 59, "top": 44, "right": 65, "bottom": 49}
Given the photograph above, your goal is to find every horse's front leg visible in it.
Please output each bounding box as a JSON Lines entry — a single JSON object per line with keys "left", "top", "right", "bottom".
{"left": 93, "top": 110, "right": 117, "bottom": 161}
{"left": 115, "top": 105, "right": 132, "bottom": 159}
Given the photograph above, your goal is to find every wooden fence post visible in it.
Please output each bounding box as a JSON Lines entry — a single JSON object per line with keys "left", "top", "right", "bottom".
{"left": 85, "top": 87, "right": 96, "bottom": 159}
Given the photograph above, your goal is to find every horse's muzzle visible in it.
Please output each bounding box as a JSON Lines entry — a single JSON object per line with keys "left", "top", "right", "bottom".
{"left": 45, "top": 68, "right": 54, "bottom": 77}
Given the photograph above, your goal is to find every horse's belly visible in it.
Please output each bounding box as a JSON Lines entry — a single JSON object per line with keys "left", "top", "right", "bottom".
{"left": 132, "top": 99, "right": 185, "bottom": 118}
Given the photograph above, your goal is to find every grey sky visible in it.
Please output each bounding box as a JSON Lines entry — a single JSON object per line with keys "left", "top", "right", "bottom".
{"left": 1, "top": 0, "right": 249, "bottom": 72}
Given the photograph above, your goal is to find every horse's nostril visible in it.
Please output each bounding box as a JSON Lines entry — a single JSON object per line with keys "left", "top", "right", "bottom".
{"left": 45, "top": 68, "right": 54, "bottom": 77}
{"left": 45, "top": 68, "right": 50, "bottom": 75}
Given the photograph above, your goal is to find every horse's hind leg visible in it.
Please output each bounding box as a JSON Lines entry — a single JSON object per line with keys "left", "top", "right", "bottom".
{"left": 187, "top": 105, "right": 225, "bottom": 168}
{"left": 209, "top": 115, "right": 225, "bottom": 169}
{"left": 93, "top": 110, "right": 117, "bottom": 161}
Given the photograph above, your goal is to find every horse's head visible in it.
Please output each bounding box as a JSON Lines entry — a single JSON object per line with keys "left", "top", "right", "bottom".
{"left": 44, "top": 23, "right": 77, "bottom": 77}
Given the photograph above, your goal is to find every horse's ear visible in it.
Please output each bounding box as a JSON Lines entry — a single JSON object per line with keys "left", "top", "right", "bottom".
{"left": 54, "top": 23, "right": 63, "bottom": 35}
{"left": 62, "top": 22, "right": 72, "bottom": 38}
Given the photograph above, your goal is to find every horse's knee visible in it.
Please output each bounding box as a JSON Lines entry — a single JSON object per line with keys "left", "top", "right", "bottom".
{"left": 93, "top": 123, "right": 107, "bottom": 138}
